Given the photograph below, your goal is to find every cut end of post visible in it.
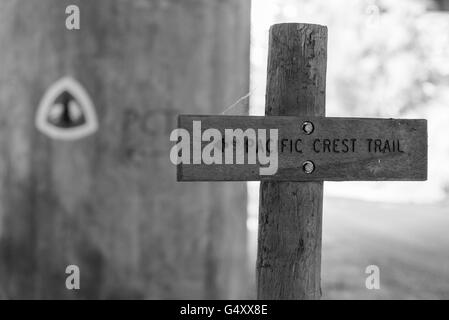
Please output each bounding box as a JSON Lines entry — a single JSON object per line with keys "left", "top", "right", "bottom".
{"left": 269, "top": 23, "right": 328, "bottom": 33}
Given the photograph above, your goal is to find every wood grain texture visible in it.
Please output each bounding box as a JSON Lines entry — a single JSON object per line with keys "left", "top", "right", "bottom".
{"left": 257, "top": 23, "right": 327, "bottom": 300}
{"left": 0, "top": 0, "right": 250, "bottom": 299}
{"left": 177, "top": 115, "right": 427, "bottom": 181}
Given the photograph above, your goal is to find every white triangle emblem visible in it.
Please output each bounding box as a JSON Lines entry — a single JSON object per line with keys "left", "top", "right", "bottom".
{"left": 36, "top": 77, "right": 98, "bottom": 140}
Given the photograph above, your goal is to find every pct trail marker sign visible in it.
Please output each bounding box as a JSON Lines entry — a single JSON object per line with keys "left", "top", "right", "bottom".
{"left": 36, "top": 77, "right": 98, "bottom": 140}
{"left": 173, "top": 23, "right": 427, "bottom": 299}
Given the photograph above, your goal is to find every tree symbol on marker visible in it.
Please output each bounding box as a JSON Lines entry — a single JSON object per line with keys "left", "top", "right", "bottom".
{"left": 48, "top": 91, "right": 86, "bottom": 128}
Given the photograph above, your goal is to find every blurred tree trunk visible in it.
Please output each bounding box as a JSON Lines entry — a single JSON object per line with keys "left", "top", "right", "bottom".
{"left": 0, "top": 0, "right": 250, "bottom": 299}
{"left": 435, "top": 0, "right": 449, "bottom": 10}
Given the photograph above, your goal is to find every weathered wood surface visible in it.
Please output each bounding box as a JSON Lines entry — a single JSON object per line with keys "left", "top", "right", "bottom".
{"left": 0, "top": 0, "right": 250, "bottom": 299}
{"left": 177, "top": 115, "right": 427, "bottom": 181}
{"left": 257, "top": 23, "right": 327, "bottom": 300}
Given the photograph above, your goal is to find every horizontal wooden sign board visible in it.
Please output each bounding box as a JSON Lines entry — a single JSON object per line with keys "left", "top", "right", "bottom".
{"left": 175, "top": 115, "right": 427, "bottom": 181}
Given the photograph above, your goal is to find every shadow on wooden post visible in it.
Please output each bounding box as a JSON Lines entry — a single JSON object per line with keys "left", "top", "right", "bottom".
{"left": 257, "top": 23, "right": 327, "bottom": 300}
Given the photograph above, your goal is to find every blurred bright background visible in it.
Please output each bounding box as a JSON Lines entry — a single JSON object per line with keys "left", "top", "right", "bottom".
{"left": 247, "top": 0, "right": 449, "bottom": 299}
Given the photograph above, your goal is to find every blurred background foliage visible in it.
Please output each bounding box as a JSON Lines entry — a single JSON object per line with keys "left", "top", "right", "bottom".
{"left": 250, "top": 0, "right": 449, "bottom": 203}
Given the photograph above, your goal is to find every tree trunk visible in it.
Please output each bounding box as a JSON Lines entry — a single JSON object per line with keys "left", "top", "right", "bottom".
{"left": 0, "top": 0, "right": 250, "bottom": 299}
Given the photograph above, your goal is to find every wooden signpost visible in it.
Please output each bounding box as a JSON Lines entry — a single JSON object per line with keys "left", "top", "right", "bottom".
{"left": 175, "top": 23, "right": 427, "bottom": 299}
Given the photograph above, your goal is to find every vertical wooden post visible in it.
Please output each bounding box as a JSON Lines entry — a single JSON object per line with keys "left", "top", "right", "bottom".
{"left": 257, "top": 23, "right": 327, "bottom": 299}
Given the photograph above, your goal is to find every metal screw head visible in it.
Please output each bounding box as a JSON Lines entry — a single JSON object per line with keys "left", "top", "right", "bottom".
{"left": 302, "top": 160, "right": 315, "bottom": 174}
{"left": 302, "top": 121, "right": 314, "bottom": 135}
